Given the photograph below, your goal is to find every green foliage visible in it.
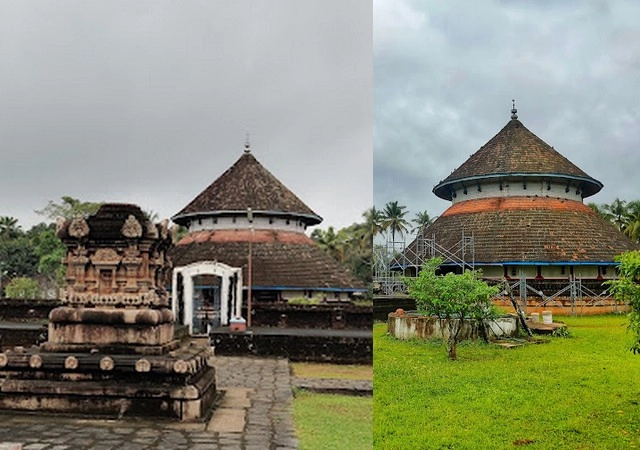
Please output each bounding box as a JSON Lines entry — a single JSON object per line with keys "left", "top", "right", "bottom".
{"left": 374, "top": 316, "right": 640, "bottom": 449}
{"left": 403, "top": 258, "right": 500, "bottom": 359}
{"left": 5, "top": 277, "right": 42, "bottom": 299}
{"left": 310, "top": 210, "right": 372, "bottom": 291}
{"left": 0, "top": 216, "right": 21, "bottom": 240}
{"left": 31, "top": 227, "right": 66, "bottom": 284}
{"left": 35, "top": 195, "right": 102, "bottom": 220}
{"left": 381, "top": 200, "right": 409, "bottom": 242}
{"left": 0, "top": 236, "right": 39, "bottom": 278}
{"left": 606, "top": 250, "right": 640, "bottom": 353}
{"left": 288, "top": 296, "right": 322, "bottom": 305}
{"left": 411, "top": 210, "right": 437, "bottom": 234}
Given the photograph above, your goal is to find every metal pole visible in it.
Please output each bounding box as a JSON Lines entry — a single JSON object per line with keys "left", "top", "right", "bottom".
{"left": 247, "top": 208, "right": 253, "bottom": 328}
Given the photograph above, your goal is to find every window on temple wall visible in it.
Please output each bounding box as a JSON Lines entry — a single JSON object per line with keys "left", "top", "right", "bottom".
{"left": 561, "top": 266, "right": 566, "bottom": 275}
{"left": 602, "top": 266, "right": 608, "bottom": 276}
{"left": 511, "top": 266, "right": 516, "bottom": 277}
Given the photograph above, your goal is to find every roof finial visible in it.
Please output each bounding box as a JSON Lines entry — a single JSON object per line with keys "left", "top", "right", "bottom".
{"left": 244, "top": 133, "right": 251, "bottom": 153}
{"left": 511, "top": 99, "right": 518, "bottom": 120}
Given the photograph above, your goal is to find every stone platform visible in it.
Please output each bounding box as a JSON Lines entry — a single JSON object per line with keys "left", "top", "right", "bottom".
{"left": 0, "top": 355, "right": 299, "bottom": 450}
{"left": 0, "top": 341, "right": 216, "bottom": 421}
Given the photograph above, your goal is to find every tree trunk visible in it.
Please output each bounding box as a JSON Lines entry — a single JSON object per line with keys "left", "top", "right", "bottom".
{"left": 447, "top": 320, "right": 459, "bottom": 361}
{"left": 447, "top": 337, "right": 457, "bottom": 360}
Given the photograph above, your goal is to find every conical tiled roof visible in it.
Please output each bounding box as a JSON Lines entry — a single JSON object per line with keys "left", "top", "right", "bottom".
{"left": 398, "top": 197, "right": 638, "bottom": 266}
{"left": 173, "top": 151, "right": 322, "bottom": 225}
{"left": 433, "top": 119, "right": 603, "bottom": 200}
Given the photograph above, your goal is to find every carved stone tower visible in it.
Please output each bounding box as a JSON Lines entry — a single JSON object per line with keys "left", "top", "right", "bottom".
{"left": 0, "top": 204, "right": 216, "bottom": 421}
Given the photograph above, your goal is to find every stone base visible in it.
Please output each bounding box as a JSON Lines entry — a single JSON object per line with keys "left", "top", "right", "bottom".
{"left": 47, "top": 307, "right": 176, "bottom": 352}
{"left": 0, "top": 342, "right": 217, "bottom": 421}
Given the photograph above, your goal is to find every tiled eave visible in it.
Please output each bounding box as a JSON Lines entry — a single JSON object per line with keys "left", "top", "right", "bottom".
{"left": 172, "top": 209, "right": 322, "bottom": 226}
{"left": 433, "top": 172, "right": 603, "bottom": 201}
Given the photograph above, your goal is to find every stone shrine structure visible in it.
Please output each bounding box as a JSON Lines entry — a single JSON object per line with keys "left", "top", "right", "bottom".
{"left": 0, "top": 204, "right": 216, "bottom": 420}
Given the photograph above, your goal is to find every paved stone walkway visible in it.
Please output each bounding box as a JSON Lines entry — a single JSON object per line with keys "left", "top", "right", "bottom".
{"left": 0, "top": 356, "right": 298, "bottom": 450}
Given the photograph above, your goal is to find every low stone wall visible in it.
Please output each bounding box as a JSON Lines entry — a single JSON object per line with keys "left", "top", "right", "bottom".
{"left": 493, "top": 297, "right": 629, "bottom": 316}
{"left": 0, "top": 323, "right": 47, "bottom": 350}
{"left": 0, "top": 299, "right": 60, "bottom": 322}
{"left": 211, "top": 330, "right": 372, "bottom": 364}
{"left": 374, "top": 296, "right": 416, "bottom": 321}
{"left": 250, "top": 303, "right": 372, "bottom": 330}
{"left": 387, "top": 312, "right": 518, "bottom": 341}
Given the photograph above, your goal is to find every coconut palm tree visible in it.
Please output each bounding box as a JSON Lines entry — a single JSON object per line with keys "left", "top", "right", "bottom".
{"left": 624, "top": 201, "right": 640, "bottom": 243}
{"left": 382, "top": 201, "right": 409, "bottom": 243}
{"left": 364, "top": 207, "right": 385, "bottom": 239}
{"left": 0, "top": 216, "right": 21, "bottom": 240}
{"left": 411, "top": 210, "right": 437, "bottom": 235}
{"left": 602, "top": 198, "right": 630, "bottom": 231}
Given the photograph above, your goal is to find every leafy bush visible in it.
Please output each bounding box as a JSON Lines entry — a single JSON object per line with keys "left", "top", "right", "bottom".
{"left": 5, "top": 277, "right": 42, "bottom": 299}
{"left": 288, "top": 296, "right": 322, "bottom": 305}
{"left": 606, "top": 250, "right": 640, "bottom": 353}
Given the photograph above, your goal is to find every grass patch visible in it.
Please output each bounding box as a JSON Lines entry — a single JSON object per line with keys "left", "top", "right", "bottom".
{"left": 294, "top": 390, "right": 372, "bottom": 450}
{"left": 291, "top": 362, "right": 372, "bottom": 380}
{"left": 374, "top": 315, "right": 640, "bottom": 449}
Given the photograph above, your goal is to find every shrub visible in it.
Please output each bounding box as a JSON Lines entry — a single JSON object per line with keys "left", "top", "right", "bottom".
{"left": 403, "top": 257, "right": 500, "bottom": 360}
{"left": 5, "top": 277, "right": 42, "bottom": 299}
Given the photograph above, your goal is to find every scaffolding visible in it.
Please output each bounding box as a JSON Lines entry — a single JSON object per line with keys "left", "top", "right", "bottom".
{"left": 374, "top": 235, "right": 622, "bottom": 315}
{"left": 492, "top": 272, "right": 620, "bottom": 316}
{"left": 373, "top": 231, "right": 475, "bottom": 296}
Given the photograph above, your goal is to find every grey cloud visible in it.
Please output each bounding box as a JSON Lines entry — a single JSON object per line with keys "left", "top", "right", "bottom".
{"left": 0, "top": 0, "right": 371, "bottom": 231}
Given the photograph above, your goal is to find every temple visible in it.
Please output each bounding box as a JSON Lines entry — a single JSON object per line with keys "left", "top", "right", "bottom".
{"left": 170, "top": 143, "right": 366, "bottom": 333}
{"left": 396, "top": 104, "right": 639, "bottom": 302}
{"left": 0, "top": 204, "right": 216, "bottom": 420}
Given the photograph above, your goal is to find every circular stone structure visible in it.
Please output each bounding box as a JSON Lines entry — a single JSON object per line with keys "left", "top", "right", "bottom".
{"left": 387, "top": 311, "right": 518, "bottom": 341}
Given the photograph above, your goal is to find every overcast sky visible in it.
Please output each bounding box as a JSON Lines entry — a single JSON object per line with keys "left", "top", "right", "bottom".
{"left": 374, "top": 0, "right": 640, "bottom": 242}
{"left": 0, "top": 1, "right": 372, "bottom": 232}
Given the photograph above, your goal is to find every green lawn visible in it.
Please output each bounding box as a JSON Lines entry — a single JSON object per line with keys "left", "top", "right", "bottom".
{"left": 294, "top": 390, "right": 373, "bottom": 450}
{"left": 374, "top": 315, "right": 640, "bottom": 449}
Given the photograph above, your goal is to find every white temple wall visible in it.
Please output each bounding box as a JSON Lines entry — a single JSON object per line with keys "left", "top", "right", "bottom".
{"left": 451, "top": 180, "right": 584, "bottom": 204}
{"left": 188, "top": 216, "right": 307, "bottom": 233}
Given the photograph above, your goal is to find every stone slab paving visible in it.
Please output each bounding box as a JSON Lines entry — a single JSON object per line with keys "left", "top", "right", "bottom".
{"left": 0, "top": 355, "right": 298, "bottom": 450}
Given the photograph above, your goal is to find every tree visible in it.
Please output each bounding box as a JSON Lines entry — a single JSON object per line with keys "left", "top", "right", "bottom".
{"left": 310, "top": 211, "right": 373, "bottom": 290}
{"left": 0, "top": 216, "right": 21, "bottom": 240}
{"left": 364, "top": 207, "right": 385, "bottom": 239}
{"left": 404, "top": 258, "right": 500, "bottom": 360}
{"left": 0, "top": 236, "right": 38, "bottom": 278}
{"left": 31, "top": 225, "right": 66, "bottom": 285}
{"left": 411, "top": 210, "right": 437, "bottom": 235}
{"left": 311, "top": 226, "right": 346, "bottom": 263}
{"left": 587, "top": 202, "right": 608, "bottom": 220}
{"left": 5, "top": 277, "right": 42, "bottom": 299}
{"left": 602, "top": 198, "right": 629, "bottom": 232}
{"left": 35, "top": 196, "right": 102, "bottom": 220}
{"left": 382, "top": 201, "right": 409, "bottom": 243}
{"left": 624, "top": 201, "right": 640, "bottom": 243}
{"left": 607, "top": 250, "right": 640, "bottom": 354}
